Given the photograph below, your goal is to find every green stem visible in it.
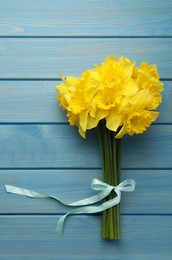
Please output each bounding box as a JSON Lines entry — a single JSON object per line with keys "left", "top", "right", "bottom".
{"left": 116, "top": 138, "right": 122, "bottom": 239}
{"left": 98, "top": 120, "right": 122, "bottom": 240}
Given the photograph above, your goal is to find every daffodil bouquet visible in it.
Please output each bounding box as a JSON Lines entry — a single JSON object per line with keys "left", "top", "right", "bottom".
{"left": 56, "top": 56, "right": 163, "bottom": 240}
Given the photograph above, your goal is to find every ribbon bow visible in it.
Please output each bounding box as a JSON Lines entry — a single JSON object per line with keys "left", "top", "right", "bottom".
{"left": 5, "top": 178, "right": 135, "bottom": 236}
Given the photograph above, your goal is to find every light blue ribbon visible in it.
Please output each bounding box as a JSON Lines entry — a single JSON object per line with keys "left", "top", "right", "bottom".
{"left": 5, "top": 178, "right": 135, "bottom": 236}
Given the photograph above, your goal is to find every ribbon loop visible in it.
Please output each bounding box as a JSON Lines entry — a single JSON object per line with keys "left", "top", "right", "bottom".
{"left": 91, "top": 178, "right": 109, "bottom": 190}
{"left": 115, "top": 179, "right": 136, "bottom": 192}
{"left": 5, "top": 178, "right": 136, "bottom": 236}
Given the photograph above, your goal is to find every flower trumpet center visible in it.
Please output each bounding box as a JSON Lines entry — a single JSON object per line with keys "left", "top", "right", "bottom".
{"left": 95, "top": 88, "right": 121, "bottom": 110}
{"left": 126, "top": 111, "right": 155, "bottom": 134}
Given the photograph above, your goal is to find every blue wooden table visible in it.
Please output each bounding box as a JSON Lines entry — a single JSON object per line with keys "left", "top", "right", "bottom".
{"left": 0, "top": 1, "right": 172, "bottom": 259}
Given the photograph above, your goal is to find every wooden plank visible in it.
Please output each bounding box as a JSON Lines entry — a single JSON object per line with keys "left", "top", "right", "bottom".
{"left": 0, "top": 0, "right": 171, "bottom": 36}
{"left": 0, "top": 215, "right": 171, "bottom": 259}
{"left": 0, "top": 81, "right": 61, "bottom": 123}
{"left": 0, "top": 169, "right": 171, "bottom": 214}
{"left": 0, "top": 80, "right": 169, "bottom": 123}
{"left": 0, "top": 38, "right": 171, "bottom": 78}
{"left": 0, "top": 124, "right": 171, "bottom": 169}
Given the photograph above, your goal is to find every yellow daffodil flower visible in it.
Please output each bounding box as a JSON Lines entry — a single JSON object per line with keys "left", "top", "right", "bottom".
{"left": 56, "top": 56, "right": 163, "bottom": 138}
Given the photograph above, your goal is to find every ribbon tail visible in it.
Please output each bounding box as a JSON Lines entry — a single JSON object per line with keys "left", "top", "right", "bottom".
{"left": 56, "top": 190, "right": 121, "bottom": 236}
{"left": 56, "top": 214, "right": 68, "bottom": 237}
{"left": 5, "top": 179, "right": 136, "bottom": 237}
{"left": 69, "top": 185, "right": 113, "bottom": 206}
{"left": 4, "top": 183, "right": 113, "bottom": 207}
{"left": 5, "top": 185, "right": 49, "bottom": 198}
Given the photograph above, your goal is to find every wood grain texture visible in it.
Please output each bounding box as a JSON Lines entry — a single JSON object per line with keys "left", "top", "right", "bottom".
{"left": 0, "top": 216, "right": 172, "bottom": 260}
{"left": 0, "top": 38, "right": 171, "bottom": 78}
{"left": 0, "top": 124, "right": 171, "bottom": 169}
{"left": 0, "top": 80, "right": 169, "bottom": 123}
{"left": 1, "top": 169, "right": 171, "bottom": 214}
{"left": 0, "top": 0, "right": 171, "bottom": 36}
{"left": 0, "top": 0, "right": 171, "bottom": 258}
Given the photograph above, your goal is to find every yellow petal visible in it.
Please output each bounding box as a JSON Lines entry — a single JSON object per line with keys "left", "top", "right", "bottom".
{"left": 139, "top": 62, "right": 160, "bottom": 80}
{"left": 149, "top": 111, "right": 159, "bottom": 122}
{"left": 106, "top": 111, "right": 121, "bottom": 132}
{"left": 79, "top": 109, "right": 89, "bottom": 132}
{"left": 103, "top": 56, "right": 118, "bottom": 64}
{"left": 78, "top": 125, "right": 86, "bottom": 138}
{"left": 131, "top": 89, "right": 153, "bottom": 110}
{"left": 126, "top": 110, "right": 159, "bottom": 135}
{"left": 120, "top": 79, "right": 138, "bottom": 96}
{"left": 67, "top": 111, "right": 78, "bottom": 126}
{"left": 115, "top": 123, "right": 127, "bottom": 139}
{"left": 87, "top": 110, "right": 108, "bottom": 130}
{"left": 119, "top": 58, "right": 135, "bottom": 80}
